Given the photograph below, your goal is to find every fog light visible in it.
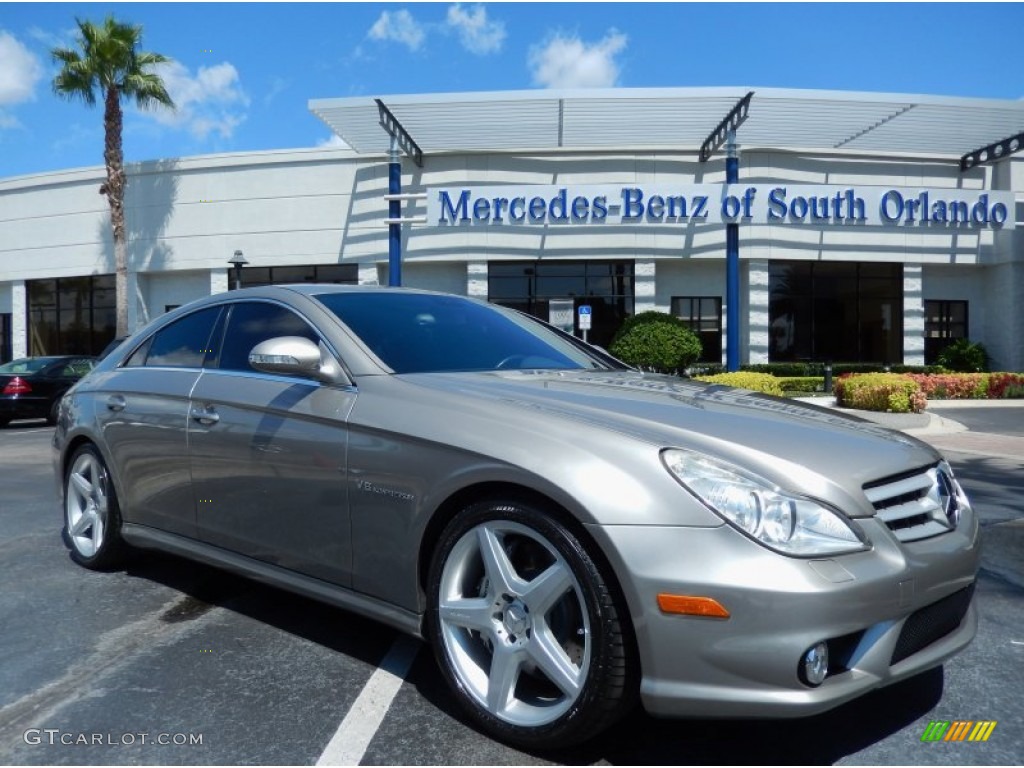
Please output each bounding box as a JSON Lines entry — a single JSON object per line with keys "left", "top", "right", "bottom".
{"left": 802, "top": 642, "right": 829, "bottom": 686}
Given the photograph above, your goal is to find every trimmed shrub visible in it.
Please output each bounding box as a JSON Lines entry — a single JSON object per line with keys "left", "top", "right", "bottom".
{"left": 611, "top": 311, "right": 691, "bottom": 346}
{"left": 987, "top": 372, "right": 1024, "bottom": 399}
{"left": 936, "top": 338, "right": 989, "bottom": 372}
{"left": 609, "top": 315, "right": 702, "bottom": 374}
{"left": 834, "top": 373, "right": 926, "bottom": 414}
{"left": 778, "top": 376, "right": 825, "bottom": 393}
{"left": 742, "top": 363, "right": 817, "bottom": 377}
{"left": 906, "top": 373, "right": 988, "bottom": 400}
{"left": 695, "top": 372, "right": 785, "bottom": 397}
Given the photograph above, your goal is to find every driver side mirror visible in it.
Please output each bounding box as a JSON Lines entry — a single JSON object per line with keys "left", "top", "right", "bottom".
{"left": 248, "top": 336, "right": 347, "bottom": 384}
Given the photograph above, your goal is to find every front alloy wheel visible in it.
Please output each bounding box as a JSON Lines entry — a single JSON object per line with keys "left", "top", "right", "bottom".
{"left": 427, "top": 501, "right": 634, "bottom": 749}
{"left": 63, "top": 444, "right": 126, "bottom": 569}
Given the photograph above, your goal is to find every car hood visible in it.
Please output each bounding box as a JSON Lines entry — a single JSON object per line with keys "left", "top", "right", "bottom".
{"left": 400, "top": 369, "right": 940, "bottom": 515}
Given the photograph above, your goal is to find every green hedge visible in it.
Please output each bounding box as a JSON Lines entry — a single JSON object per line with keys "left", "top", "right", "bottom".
{"left": 778, "top": 376, "right": 825, "bottom": 393}
{"left": 691, "top": 362, "right": 942, "bottom": 377}
{"left": 834, "top": 373, "right": 927, "bottom": 413}
{"left": 694, "top": 372, "right": 785, "bottom": 397}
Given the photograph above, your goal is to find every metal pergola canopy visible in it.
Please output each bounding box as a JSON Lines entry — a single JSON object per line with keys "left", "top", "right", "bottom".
{"left": 310, "top": 86, "right": 1024, "bottom": 162}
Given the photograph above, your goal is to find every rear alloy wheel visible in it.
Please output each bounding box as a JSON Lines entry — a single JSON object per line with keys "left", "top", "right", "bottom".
{"left": 427, "top": 501, "right": 634, "bottom": 749}
{"left": 63, "top": 444, "right": 127, "bottom": 569}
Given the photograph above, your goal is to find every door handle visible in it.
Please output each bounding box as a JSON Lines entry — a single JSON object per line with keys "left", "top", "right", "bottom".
{"left": 106, "top": 395, "right": 126, "bottom": 412}
{"left": 190, "top": 406, "right": 220, "bottom": 425}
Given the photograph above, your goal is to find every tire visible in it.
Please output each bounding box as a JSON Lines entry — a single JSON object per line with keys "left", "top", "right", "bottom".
{"left": 426, "top": 500, "right": 635, "bottom": 749}
{"left": 62, "top": 444, "right": 128, "bottom": 570}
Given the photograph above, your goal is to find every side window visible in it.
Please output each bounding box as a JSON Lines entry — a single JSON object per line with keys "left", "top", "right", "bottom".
{"left": 143, "top": 307, "right": 223, "bottom": 368}
{"left": 217, "top": 302, "right": 320, "bottom": 373}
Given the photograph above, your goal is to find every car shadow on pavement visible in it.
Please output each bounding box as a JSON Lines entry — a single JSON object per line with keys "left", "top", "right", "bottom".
{"left": 568, "top": 667, "right": 944, "bottom": 765}
{"left": 406, "top": 643, "right": 944, "bottom": 766}
{"left": 122, "top": 551, "right": 402, "bottom": 670}
{"left": 119, "top": 551, "right": 945, "bottom": 766}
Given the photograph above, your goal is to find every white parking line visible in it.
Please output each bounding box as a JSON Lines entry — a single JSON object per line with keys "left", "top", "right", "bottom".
{"left": 316, "top": 636, "right": 421, "bottom": 766}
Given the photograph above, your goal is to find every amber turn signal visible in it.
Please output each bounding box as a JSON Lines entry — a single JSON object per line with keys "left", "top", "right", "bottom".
{"left": 657, "top": 594, "right": 730, "bottom": 618}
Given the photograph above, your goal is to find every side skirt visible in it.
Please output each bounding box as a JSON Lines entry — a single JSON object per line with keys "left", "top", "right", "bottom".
{"left": 122, "top": 523, "right": 424, "bottom": 639}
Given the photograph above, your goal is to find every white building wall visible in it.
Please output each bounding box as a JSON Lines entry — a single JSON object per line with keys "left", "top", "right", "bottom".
{"left": 11, "top": 282, "right": 27, "bottom": 359}
{"left": 747, "top": 261, "right": 770, "bottom": 364}
{"left": 0, "top": 144, "right": 1019, "bottom": 365}
{"left": 145, "top": 271, "right": 219, "bottom": 324}
{"left": 467, "top": 261, "right": 488, "bottom": 299}
{"left": 922, "top": 263, "right": 990, "bottom": 359}
{"left": 903, "top": 264, "right": 925, "bottom": 366}
{"left": 980, "top": 262, "right": 1022, "bottom": 371}
{"left": 401, "top": 262, "right": 468, "bottom": 295}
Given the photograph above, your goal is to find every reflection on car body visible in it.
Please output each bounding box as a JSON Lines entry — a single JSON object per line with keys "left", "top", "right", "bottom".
{"left": 53, "top": 285, "right": 979, "bottom": 748}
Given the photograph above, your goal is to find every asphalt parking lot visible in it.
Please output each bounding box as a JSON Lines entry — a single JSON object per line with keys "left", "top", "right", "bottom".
{"left": 1, "top": 409, "right": 1022, "bottom": 766}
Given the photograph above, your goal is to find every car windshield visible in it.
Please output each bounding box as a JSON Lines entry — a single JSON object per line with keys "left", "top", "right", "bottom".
{"left": 0, "top": 357, "right": 59, "bottom": 374}
{"left": 314, "top": 292, "right": 618, "bottom": 374}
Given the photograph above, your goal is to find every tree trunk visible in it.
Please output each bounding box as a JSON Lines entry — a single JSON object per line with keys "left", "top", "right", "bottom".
{"left": 103, "top": 86, "right": 129, "bottom": 338}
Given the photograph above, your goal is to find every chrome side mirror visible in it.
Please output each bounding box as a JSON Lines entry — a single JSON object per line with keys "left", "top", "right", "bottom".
{"left": 248, "top": 337, "right": 345, "bottom": 384}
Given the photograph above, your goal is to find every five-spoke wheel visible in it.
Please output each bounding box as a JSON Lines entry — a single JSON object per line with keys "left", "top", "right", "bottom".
{"left": 63, "top": 444, "right": 126, "bottom": 569}
{"left": 427, "top": 500, "right": 634, "bottom": 749}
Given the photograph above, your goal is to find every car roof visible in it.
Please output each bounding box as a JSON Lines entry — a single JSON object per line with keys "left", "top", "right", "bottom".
{"left": 274, "top": 283, "right": 448, "bottom": 298}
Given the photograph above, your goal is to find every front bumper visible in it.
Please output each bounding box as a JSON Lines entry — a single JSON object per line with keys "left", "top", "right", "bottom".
{"left": 587, "top": 505, "right": 980, "bottom": 718}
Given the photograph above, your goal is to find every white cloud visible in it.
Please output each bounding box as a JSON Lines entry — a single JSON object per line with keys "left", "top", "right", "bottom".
{"left": 263, "top": 76, "right": 289, "bottom": 107}
{"left": 0, "top": 30, "right": 43, "bottom": 107}
{"left": 147, "top": 60, "right": 249, "bottom": 140}
{"left": 26, "top": 25, "right": 78, "bottom": 51}
{"left": 368, "top": 10, "right": 426, "bottom": 52}
{"left": 528, "top": 30, "right": 628, "bottom": 89}
{"left": 317, "top": 134, "right": 349, "bottom": 149}
{"left": 446, "top": 4, "right": 505, "bottom": 55}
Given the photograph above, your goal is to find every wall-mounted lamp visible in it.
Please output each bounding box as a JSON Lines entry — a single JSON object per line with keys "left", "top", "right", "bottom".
{"left": 228, "top": 250, "right": 248, "bottom": 290}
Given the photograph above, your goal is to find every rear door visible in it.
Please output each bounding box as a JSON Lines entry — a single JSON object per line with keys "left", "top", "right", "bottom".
{"left": 188, "top": 300, "right": 356, "bottom": 586}
{"left": 95, "top": 307, "right": 223, "bottom": 538}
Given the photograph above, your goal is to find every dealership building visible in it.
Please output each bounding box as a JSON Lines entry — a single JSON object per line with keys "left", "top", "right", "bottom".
{"left": 1, "top": 87, "right": 1022, "bottom": 369}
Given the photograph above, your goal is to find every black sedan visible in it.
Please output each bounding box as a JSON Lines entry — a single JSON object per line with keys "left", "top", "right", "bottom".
{"left": 0, "top": 356, "right": 96, "bottom": 427}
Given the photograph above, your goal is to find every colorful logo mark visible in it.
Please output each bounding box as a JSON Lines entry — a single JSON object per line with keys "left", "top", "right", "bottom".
{"left": 921, "top": 720, "right": 997, "bottom": 742}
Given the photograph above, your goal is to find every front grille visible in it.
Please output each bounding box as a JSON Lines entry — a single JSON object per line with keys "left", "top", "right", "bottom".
{"left": 891, "top": 584, "right": 975, "bottom": 665}
{"left": 864, "top": 465, "right": 958, "bottom": 543}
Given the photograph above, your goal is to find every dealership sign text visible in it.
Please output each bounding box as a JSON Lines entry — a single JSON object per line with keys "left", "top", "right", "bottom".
{"left": 429, "top": 185, "right": 1014, "bottom": 229}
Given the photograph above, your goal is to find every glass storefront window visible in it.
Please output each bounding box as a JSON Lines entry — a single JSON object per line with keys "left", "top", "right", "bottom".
{"left": 769, "top": 262, "right": 902, "bottom": 364}
{"left": 671, "top": 296, "right": 722, "bottom": 363}
{"left": 924, "top": 299, "right": 968, "bottom": 364}
{"left": 238, "top": 263, "right": 358, "bottom": 288}
{"left": 487, "top": 260, "right": 635, "bottom": 348}
{"left": 27, "top": 275, "right": 115, "bottom": 356}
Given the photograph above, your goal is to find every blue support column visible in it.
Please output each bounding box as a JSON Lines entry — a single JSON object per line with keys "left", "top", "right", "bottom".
{"left": 725, "top": 134, "right": 740, "bottom": 372}
{"left": 388, "top": 146, "right": 402, "bottom": 287}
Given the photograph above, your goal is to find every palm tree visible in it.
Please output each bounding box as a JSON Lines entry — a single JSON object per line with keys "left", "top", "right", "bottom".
{"left": 52, "top": 16, "right": 175, "bottom": 338}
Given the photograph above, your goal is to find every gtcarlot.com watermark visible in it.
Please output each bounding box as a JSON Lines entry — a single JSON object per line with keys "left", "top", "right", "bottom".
{"left": 24, "top": 729, "right": 203, "bottom": 747}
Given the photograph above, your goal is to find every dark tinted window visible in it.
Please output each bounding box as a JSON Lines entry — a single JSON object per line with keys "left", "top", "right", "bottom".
{"left": 314, "top": 292, "right": 612, "bottom": 374}
{"left": 144, "top": 307, "right": 222, "bottom": 368}
{"left": 217, "top": 302, "right": 320, "bottom": 372}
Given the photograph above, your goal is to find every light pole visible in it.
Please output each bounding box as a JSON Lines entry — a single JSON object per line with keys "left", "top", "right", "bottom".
{"left": 228, "top": 250, "right": 248, "bottom": 291}
{"left": 725, "top": 131, "right": 740, "bottom": 372}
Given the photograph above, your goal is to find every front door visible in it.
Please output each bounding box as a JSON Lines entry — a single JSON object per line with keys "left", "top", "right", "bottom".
{"left": 188, "top": 300, "right": 356, "bottom": 586}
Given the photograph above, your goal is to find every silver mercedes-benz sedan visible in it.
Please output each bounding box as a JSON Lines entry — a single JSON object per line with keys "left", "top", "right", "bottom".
{"left": 54, "top": 285, "right": 979, "bottom": 748}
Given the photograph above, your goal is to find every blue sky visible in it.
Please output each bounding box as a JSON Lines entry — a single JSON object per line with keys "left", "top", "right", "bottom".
{"left": 1, "top": 2, "right": 1022, "bottom": 180}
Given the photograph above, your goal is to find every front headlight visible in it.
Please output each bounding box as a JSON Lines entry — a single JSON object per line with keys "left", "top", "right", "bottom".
{"left": 662, "top": 448, "right": 868, "bottom": 556}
